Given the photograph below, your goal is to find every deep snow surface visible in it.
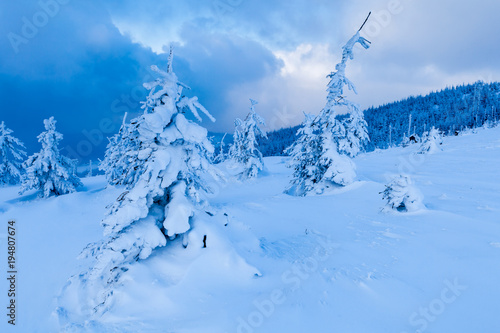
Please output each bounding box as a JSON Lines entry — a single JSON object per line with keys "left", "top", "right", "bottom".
{"left": 1, "top": 126, "right": 500, "bottom": 332}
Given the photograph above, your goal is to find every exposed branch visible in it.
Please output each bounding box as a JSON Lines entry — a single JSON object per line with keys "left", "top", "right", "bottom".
{"left": 358, "top": 12, "right": 372, "bottom": 32}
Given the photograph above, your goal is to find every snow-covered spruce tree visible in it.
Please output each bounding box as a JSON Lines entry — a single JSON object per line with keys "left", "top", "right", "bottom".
{"left": 0, "top": 121, "right": 26, "bottom": 185}
{"left": 99, "top": 112, "right": 144, "bottom": 186}
{"left": 325, "top": 16, "right": 371, "bottom": 159}
{"left": 72, "top": 53, "right": 219, "bottom": 315}
{"left": 229, "top": 118, "right": 243, "bottom": 161}
{"left": 230, "top": 99, "right": 268, "bottom": 179}
{"left": 20, "top": 117, "right": 81, "bottom": 197}
{"left": 417, "top": 127, "right": 443, "bottom": 154}
{"left": 313, "top": 17, "right": 371, "bottom": 192}
{"left": 381, "top": 175, "right": 423, "bottom": 213}
{"left": 284, "top": 112, "right": 322, "bottom": 196}
{"left": 87, "top": 160, "right": 93, "bottom": 177}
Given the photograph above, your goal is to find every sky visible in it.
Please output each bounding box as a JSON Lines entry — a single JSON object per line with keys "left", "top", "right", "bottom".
{"left": 1, "top": 0, "right": 500, "bottom": 161}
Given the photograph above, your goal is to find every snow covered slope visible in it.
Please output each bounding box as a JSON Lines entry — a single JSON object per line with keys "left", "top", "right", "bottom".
{"left": 1, "top": 126, "right": 500, "bottom": 332}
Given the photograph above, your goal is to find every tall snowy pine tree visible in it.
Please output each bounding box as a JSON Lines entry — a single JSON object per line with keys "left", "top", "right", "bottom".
{"left": 230, "top": 99, "right": 267, "bottom": 179}
{"left": 70, "top": 51, "right": 220, "bottom": 315}
{"left": 0, "top": 121, "right": 26, "bottom": 185}
{"left": 286, "top": 16, "right": 371, "bottom": 195}
{"left": 20, "top": 117, "right": 81, "bottom": 197}
{"left": 333, "top": 22, "right": 371, "bottom": 158}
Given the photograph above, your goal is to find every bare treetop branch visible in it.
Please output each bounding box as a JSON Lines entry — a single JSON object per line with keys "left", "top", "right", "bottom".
{"left": 358, "top": 12, "right": 372, "bottom": 32}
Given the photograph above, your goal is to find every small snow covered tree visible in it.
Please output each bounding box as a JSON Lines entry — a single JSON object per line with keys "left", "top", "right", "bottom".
{"left": 0, "top": 121, "right": 26, "bottom": 185}
{"left": 229, "top": 118, "right": 243, "bottom": 161}
{"left": 71, "top": 50, "right": 220, "bottom": 315}
{"left": 381, "top": 175, "right": 423, "bottom": 212}
{"left": 213, "top": 133, "right": 228, "bottom": 164}
{"left": 417, "top": 127, "right": 443, "bottom": 154}
{"left": 87, "top": 160, "right": 93, "bottom": 177}
{"left": 285, "top": 113, "right": 322, "bottom": 196}
{"left": 230, "top": 99, "right": 267, "bottom": 179}
{"left": 20, "top": 117, "right": 82, "bottom": 197}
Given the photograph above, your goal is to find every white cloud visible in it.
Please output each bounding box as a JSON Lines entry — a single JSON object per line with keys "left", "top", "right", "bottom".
{"left": 225, "top": 43, "right": 343, "bottom": 130}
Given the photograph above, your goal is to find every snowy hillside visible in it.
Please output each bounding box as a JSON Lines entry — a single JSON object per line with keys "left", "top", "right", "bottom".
{"left": 1, "top": 126, "right": 500, "bottom": 332}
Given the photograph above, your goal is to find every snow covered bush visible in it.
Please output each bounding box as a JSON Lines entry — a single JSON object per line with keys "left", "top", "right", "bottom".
{"left": 381, "top": 175, "right": 424, "bottom": 213}
{"left": 60, "top": 51, "right": 222, "bottom": 317}
{"left": 0, "top": 121, "right": 26, "bottom": 185}
{"left": 286, "top": 28, "right": 370, "bottom": 195}
{"left": 418, "top": 127, "right": 443, "bottom": 154}
{"left": 20, "top": 117, "right": 81, "bottom": 197}
{"left": 229, "top": 99, "right": 267, "bottom": 179}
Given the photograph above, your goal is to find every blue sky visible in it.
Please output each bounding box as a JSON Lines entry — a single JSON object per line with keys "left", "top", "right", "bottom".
{"left": 1, "top": 0, "right": 500, "bottom": 161}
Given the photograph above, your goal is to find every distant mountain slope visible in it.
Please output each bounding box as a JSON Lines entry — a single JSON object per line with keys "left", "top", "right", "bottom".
{"left": 212, "top": 81, "right": 500, "bottom": 156}
{"left": 364, "top": 81, "right": 500, "bottom": 149}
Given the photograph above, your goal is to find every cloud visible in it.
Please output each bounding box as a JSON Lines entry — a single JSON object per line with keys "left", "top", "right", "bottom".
{"left": 224, "top": 43, "right": 339, "bottom": 130}
{"left": 1, "top": 0, "right": 500, "bottom": 162}
{"left": 105, "top": 0, "right": 347, "bottom": 52}
{"left": 0, "top": 0, "right": 161, "bottom": 160}
{"left": 171, "top": 25, "right": 283, "bottom": 131}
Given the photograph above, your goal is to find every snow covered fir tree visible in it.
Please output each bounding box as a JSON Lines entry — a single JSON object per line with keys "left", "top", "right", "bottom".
{"left": 381, "top": 175, "right": 423, "bottom": 213}
{"left": 229, "top": 99, "right": 268, "bottom": 179}
{"left": 99, "top": 112, "right": 144, "bottom": 186}
{"left": 87, "top": 160, "right": 93, "bottom": 177}
{"left": 286, "top": 17, "right": 371, "bottom": 195}
{"left": 417, "top": 126, "right": 443, "bottom": 154}
{"left": 58, "top": 50, "right": 221, "bottom": 317}
{"left": 285, "top": 113, "right": 321, "bottom": 196}
{"left": 19, "top": 117, "right": 81, "bottom": 198}
{"left": 0, "top": 121, "right": 26, "bottom": 185}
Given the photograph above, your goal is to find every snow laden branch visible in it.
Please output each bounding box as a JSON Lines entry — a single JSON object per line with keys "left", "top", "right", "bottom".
{"left": 327, "top": 29, "right": 371, "bottom": 104}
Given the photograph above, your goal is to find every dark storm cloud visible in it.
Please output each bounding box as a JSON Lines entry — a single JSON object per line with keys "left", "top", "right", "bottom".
{"left": 0, "top": 1, "right": 162, "bottom": 160}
